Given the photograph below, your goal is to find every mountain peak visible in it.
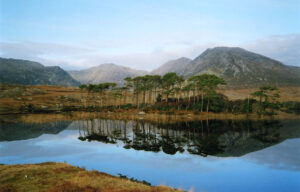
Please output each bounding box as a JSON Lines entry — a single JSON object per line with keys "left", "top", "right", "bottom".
{"left": 182, "top": 47, "right": 300, "bottom": 88}
{"left": 176, "top": 57, "right": 191, "bottom": 61}
{"left": 151, "top": 57, "right": 191, "bottom": 75}
{"left": 200, "top": 47, "right": 246, "bottom": 57}
{"left": 69, "top": 63, "right": 147, "bottom": 84}
{"left": 208, "top": 46, "right": 244, "bottom": 51}
{"left": 97, "top": 63, "right": 117, "bottom": 67}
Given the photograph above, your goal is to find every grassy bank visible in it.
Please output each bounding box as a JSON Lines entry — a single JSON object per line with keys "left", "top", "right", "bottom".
{"left": 0, "top": 162, "right": 182, "bottom": 192}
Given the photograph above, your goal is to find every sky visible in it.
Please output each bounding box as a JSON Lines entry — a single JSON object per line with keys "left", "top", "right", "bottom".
{"left": 0, "top": 0, "right": 299, "bottom": 71}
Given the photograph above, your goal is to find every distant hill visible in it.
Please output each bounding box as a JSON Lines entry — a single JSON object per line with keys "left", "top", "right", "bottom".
{"left": 0, "top": 58, "right": 79, "bottom": 86}
{"left": 165, "top": 47, "right": 300, "bottom": 88}
{"left": 151, "top": 57, "right": 191, "bottom": 76}
{"left": 69, "top": 63, "right": 147, "bottom": 84}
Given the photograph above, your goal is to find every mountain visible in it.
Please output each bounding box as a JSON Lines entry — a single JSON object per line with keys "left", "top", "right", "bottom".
{"left": 69, "top": 63, "right": 147, "bottom": 84}
{"left": 181, "top": 47, "right": 300, "bottom": 88}
{"left": 151, "top": 57, "right": 191, "bottom": 75}
{"left": 0, "top": 58, "right": 80, "bottom": 86}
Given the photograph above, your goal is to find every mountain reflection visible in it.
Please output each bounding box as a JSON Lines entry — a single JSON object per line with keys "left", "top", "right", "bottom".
{"left": 0, "top": 121, "right": 71, "bottom": 141}
{"left": 77, "top": 119, "right": 300, "bottom": 157}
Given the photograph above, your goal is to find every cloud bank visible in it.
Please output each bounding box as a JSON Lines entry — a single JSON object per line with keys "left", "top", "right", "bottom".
{"left": 244, "top": 34, "right": 300, "bottom": 67}
{"left": 0, "top": 34, "right": 299, "bottom": 71}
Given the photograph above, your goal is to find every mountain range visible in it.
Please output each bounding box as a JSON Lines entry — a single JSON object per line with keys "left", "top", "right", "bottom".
{"left": 1, "top": 47, "right": 300, "bottom": 88}
{"left": 0, "top": 58, "right": 79, "bottom": 86}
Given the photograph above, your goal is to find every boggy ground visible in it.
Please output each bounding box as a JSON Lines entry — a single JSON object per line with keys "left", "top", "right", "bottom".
{"left": 0, "top": 162, "right": 182, "bottom": 192}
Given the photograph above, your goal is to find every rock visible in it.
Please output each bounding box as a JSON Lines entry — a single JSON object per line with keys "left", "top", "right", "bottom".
{"left": 138, "top": 111, "right": 146, "bottom": 115}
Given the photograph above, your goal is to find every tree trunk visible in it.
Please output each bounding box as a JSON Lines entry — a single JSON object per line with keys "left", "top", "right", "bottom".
{"left": 247, "top": 94, "right": 250, "bottom": 114}
{"left": 136, "top": 92, "right": 139, "bottom": 109}
{"left": 193, "top": 90, "right": 196, "bottom": 104}
{"left": 124, "top": 90, "right": 127, "bottom": 105}
{"left": 149, "top": 90, "right": 152, "bottom": 104}
{"left": 201, "top": 92, "right": 204, "bottom": 112}
{"left": 154, "top": 88, "right": 157, "bottom": 103}
{"left": 206, "top": 94, "right": 210, "bottom": 113}
{"left": 143, "top": 91, "right": 146, "bottom": 105}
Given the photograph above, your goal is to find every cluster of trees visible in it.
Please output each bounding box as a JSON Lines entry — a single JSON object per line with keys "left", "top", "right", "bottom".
{"left": 78, "top": 73, "right": 281, "bottom": 116}
{"left": 79, "top": 73, "right": 226, "bottom": 112}
{"left": 251, "top": 86, "right": 281, "bottom": 116}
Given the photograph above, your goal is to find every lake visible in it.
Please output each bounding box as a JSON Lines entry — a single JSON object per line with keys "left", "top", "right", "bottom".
{"left": 0, "top": 115, "right": 300, "bottom": 192}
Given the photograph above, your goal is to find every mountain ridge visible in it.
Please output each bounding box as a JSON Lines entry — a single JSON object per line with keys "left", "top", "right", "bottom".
{"left": 1, "top": 47, "right": 300, "bottom": 88}
{"left": 0, "top": 57, "right": 80, "bottom": 86}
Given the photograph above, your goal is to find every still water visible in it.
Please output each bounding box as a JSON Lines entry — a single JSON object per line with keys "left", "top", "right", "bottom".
{"left": 0, "top": 116, "right": 300, "bottom": 192}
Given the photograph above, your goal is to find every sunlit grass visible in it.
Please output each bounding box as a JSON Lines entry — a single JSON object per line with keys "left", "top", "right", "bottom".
{"left": 0, "top": 162, "right": 182, "bottom": 192}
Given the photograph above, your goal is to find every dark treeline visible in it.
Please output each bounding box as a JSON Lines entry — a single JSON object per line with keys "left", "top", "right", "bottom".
{"left": 76, "top": 118, "right": 300, "bottom": 157}
{"left": 79, "top": 73, "right": 283, "bottom": 116}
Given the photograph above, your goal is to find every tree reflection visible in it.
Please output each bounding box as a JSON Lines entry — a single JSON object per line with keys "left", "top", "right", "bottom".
{"left": 77, "top": 118, "right": 300, "bottom": 157}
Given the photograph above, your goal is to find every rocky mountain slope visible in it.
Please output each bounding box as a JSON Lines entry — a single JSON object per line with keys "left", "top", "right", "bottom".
{"left": 180, "top": 47, "right": 300, "bottom": 88}
{"left": 69, "top": 63, "right": 147, "bottom": 84}
{"left": 151, "top": 57, "right": 191, "bottom": 75}
{"left": 0, "top": 58, "right": 79, "bottom": 86}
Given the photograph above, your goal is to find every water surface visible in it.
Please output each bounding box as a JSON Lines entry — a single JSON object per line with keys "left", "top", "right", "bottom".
{"left": 0, "top": 116, "right": 299, "bottom": 192}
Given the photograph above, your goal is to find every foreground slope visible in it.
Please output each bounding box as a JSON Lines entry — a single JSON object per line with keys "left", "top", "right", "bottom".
{"left": 182, "top": 47, "right": 300, "bottom": 88}
{"left": 0, "top": 58, "right": 79, "bottom": 86}
{"left": 0, "top": 162, "right": 181, "bottom": 192}
{"left": 69, "top": 63, "right": 147, "bottom": 84}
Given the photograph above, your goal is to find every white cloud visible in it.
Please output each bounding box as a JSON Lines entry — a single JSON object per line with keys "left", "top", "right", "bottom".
{"left": 243, "top": 34, "right": 300, "bottom": 66}
{"left": 0, "top": 40, "right": 224, "bottom": 71}
{"left": 0, "top": 41, "right": 94, "bottom": 70}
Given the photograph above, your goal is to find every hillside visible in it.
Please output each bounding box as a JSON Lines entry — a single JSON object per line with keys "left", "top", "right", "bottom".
{"left": 182, "top": 47, "right": 300, "bottom": 88}
{"left": 0, "top": 58, "right": 79, "bottom": 86}
{"left": 151, "top": 57, "right": 191, "bottom": 75}
{"left": 69, "top": 63, "right": 147, "bottom": 84}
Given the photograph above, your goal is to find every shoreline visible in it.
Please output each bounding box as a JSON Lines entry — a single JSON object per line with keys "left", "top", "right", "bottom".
{"left": 1, "top": 110, "right": 300, "bottom": 125}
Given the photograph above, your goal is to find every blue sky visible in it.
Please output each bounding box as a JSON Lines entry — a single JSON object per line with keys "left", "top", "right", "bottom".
{"left": 0, "top": 0, "right": 299, "bottom": 70}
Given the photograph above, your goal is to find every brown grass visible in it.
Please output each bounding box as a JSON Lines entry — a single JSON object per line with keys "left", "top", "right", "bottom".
{"left": 0, "top": 162, "right": 181, "bottom": 192}
{"left": 220, "top": 86, "right": 300, "bottom": 102}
